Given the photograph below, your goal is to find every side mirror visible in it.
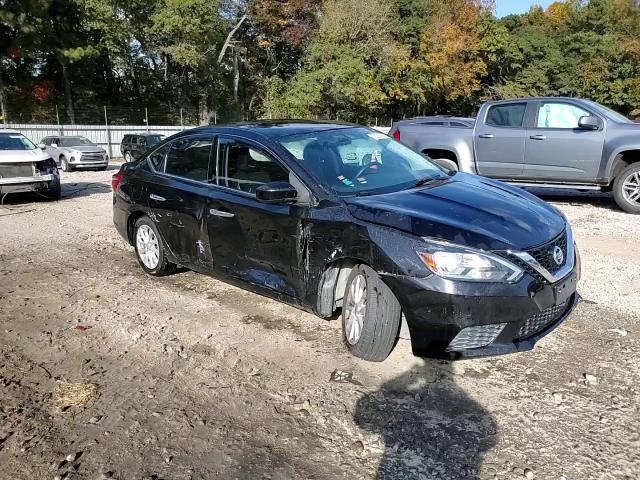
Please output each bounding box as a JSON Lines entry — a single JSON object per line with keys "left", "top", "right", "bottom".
{"left": 38, "top": 143, "right": 46, "bottom": 149}
{"left": 256, "top": 182, "right": 298, "bottom": 204}
{"left": 50, "top": 143, "right": 58, "bottom": 148}
{"left": 578, "top": 116, "right": 600, "bottom": 130}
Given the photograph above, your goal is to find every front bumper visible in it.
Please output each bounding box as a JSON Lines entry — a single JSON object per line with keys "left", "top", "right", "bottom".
{"left": 382, "top": 263, "right": 580, "bottom": 359}
{"left": 0, "top": 174, "right": 58, "bottom": 194}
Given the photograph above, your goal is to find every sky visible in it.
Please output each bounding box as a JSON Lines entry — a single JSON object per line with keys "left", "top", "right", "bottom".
{"left": 494, "top": 0, "right": 555, "bottom": 18}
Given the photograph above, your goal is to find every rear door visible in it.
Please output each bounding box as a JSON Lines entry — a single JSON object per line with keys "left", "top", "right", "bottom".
{"left": 145, "top": 135, "right": 216, "bottom": 269}
{"left": 206, "top": 135, "right": 303, "bottom": 298}
{"left": 473, "top": 102, "right": 529, "bottom": 178}
{"left": 523, "top": 100, "right": 604, "bottom": 181}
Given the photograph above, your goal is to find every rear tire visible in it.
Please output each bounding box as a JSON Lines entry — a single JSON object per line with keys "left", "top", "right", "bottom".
{"left": 133, "top": 216, "right": 177, "bottom": 277}
{"left": 613, "top": 163, "right": 640, "bottom": 214}
{"left": 432, "top": 158, "right": 458, "bottom": 172}
{"left": 341, "top": 265, "right": 401, "bottom": 362}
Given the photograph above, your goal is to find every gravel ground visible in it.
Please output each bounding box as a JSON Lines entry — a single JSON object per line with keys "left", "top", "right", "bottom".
{"left": 0, "top": 165, "right": 638, "bottom": 480}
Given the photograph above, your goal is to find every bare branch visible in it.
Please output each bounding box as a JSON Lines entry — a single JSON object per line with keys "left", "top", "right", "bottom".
{"left": 217, "top": 14, "right": 248, "bottom": 65}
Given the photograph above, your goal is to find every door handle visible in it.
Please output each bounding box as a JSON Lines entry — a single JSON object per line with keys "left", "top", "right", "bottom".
{"left": 149, "top": 194, "right": 166, "bottom": 202}
{"left": 209, "top": 208, "right": 235, "bottom": 218}
{"left": 529, "top": 135, "right": 547, "bottom": 140}
{"left": 478, "top": 134, "right": 494, "bottom": 139}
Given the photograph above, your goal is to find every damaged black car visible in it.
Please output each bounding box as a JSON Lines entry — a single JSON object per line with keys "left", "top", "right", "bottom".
{"left": 112, "top": 122, "right": 581, "bottom": 361}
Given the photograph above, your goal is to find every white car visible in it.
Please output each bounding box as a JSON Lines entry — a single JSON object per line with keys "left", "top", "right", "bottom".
{"left": 40, "top": 135, "right": 109, "bottom": 172}
{"left": 0, "top": 130, "right": 61, "bottom": 199}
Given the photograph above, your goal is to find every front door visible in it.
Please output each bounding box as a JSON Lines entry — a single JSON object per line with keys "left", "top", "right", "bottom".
{"left": 474, "top": 101, "right": 528, "bottom": 178}
{"left": 524, "top": 101, "right": 605, "bottom": 181}
{"left": 145, "top": 135, "right": 216, "bottom": 269}
{"left": 206, "top": 136, "right": 302, "bottom": 298}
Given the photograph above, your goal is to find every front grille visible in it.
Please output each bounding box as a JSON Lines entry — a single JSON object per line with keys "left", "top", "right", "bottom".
{"left": 80, "top": 153, "right": 104, "bottom": 162}
{"left": 518, "top": 301, "right": 568, "bottom": 339}
{"left": 528, "top": 231, "right": 567, "bottom": 275}
{"left": 446, "top": 323, "right": 506, "bottom": 351}
{"left": 0, "top": 163, "right": 35, "bottom": 178}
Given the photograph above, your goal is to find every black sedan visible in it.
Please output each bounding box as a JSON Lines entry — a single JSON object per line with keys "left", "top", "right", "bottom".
{"left": 112, "top": 121, "right": 581, "bottom": 361}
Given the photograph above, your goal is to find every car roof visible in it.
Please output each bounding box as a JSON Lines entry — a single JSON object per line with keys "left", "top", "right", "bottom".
{"left": 0, "top": 129, "right": 21, "bottom": 134}
{"left": 187, "top": 120, "right": 358, "bottom": 139}
{"left": 485, "top": 97, "right": 588, "bottom": 105}
{"left": 126, "top": 132, "right": 164, "bottom": 137}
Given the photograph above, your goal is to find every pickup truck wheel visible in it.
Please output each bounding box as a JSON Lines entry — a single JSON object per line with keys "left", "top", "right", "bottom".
{"left": 613, "top": 163, "right": 640, "bottom": 214}
{"left": 432, "top": 158, "right": 458, "bottom": 172}
{"left": 124, "top": 151, "right": 132, "bottom": 162}
{"left": 134, "top": 217, "right": 177, "bottom": 276}
{"left": 341, "top": 265, "right": 401, "bottom": 362}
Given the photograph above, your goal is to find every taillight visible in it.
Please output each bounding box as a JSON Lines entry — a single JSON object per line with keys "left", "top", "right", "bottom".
{"left": 392, "top": 129, "right": 400, "bottom": 141}
{"left": 111, "top": 170, "right": 123, "bottom": 192}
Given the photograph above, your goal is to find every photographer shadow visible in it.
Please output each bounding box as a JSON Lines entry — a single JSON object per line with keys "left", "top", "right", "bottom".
{"left": 355, "top": 360, "right": 497, "bottom": 479}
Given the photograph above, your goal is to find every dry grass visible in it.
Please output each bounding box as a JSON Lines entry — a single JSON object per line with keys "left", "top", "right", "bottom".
{"left": 53, "top": 382, "right": 98, "bottom": 409}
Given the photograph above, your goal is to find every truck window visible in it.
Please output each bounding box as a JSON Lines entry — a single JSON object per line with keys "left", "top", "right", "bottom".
{"left": 486, "top": 103, "right": 527, "bottom": 128}
{"left": 536, "top": 103, "right": 590, "bottom": 129}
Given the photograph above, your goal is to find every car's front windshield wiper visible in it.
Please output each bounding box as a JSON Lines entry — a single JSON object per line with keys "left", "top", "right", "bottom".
{"left": 410, "top": 175, "right": 441, "bottom": 189}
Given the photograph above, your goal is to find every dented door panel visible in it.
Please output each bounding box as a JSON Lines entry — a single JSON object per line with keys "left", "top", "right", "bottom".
{"left": 206, "top": 188, "right": 301, "bottom": 298}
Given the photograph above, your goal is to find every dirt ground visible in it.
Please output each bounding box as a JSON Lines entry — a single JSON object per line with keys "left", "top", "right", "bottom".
{"left": 0, "top": 164, "right": 638, "bottom": 480}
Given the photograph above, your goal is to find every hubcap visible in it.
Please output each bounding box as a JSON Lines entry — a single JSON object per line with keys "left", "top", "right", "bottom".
{"left": 344, "top": 274, "right": 367, "bottom": 345}
{"left": 622, "top": 172, "right": 640, "bottom": 206}
{"left": 136, "top": 225, "right": 160, "bottom": 269}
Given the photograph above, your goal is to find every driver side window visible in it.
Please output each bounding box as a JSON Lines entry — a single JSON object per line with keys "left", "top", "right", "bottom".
{"left": 536, "top": 103, "right": 590, "bottom": 129}
{"left": 216, "top": 139, "right": 289, "bottom": 194}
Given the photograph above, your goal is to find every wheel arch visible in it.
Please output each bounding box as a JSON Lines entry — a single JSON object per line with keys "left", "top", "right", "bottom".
{"left": 127, "top": 210, "right": 147, "bottom": 245}
{"left": 316, "top": 257, "right": 366, "bottom": 318}
{"left": 606, "top": 148, "right": 640, "bottom": 184}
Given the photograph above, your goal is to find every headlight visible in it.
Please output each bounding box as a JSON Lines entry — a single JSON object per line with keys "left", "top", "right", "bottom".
{"left": 417, "top": 239, "right": 524, "bottom": 283}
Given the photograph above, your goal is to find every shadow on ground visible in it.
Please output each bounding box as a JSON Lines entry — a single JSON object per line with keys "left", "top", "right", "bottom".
{"left": 355, "top": 360, "right": 497, "bottom": 479}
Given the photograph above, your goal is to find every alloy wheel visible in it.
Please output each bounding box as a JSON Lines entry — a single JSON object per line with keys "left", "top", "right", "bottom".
{"left": 344, "top": 273, "right": 367, "bottom": 345}
{"left": 622, "top": 171, "right": 640, "bottom": 206}
{"left": 136, "top": 225, "right": 160, "bottom": 270}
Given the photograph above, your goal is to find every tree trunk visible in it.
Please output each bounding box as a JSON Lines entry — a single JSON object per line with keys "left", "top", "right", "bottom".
{"left": 0, "top": 67, "right": 8, "bottom": 126}
{"left": 198, "top": 92, "right": 210, "bottom": 126}
{"left": 233, "top": 49, "right": 239, "bottom": 105}
{"left": 60, "top": 58, "right": 75, "bottom": 124}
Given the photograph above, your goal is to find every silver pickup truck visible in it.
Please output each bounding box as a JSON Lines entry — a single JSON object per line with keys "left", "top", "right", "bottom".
{"left": 389, "top": 97, "right": 640, "bottom": 213}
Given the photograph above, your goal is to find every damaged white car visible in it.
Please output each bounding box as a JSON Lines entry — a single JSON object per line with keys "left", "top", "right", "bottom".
{"left": 0, "top": 130, "right": 61, "bottom": 200}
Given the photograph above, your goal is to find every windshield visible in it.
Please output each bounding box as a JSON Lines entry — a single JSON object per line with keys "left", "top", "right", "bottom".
{"left": 584, "top": 100, "right": 633, "bottom": 124}
{"left": 146, "top": 135, "right": 163, "bottom": 146}
{"left": 0, "top": 133, "right": 37, "bottom": 151}
{"left": 58, "top": 136, "right": 95, "bottom": 147}
{"left": 278, "top": 127, "right": 447, "bottom": 195}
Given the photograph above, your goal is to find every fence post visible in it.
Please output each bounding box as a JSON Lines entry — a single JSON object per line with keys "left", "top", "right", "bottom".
{"left": 180, "top": 108, "right": 183, "bottom": 129}
{"left": 145, "top": 107, "right": 149, "bottom": 132}
{"left": 104, "top": 106, "right": 113, "bottom": 159}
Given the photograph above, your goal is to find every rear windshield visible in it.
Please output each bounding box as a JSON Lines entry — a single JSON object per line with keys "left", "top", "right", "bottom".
{"left": 0, "top": 133, "right": 37, "bottom": 150}
{"left": 58, "top": 137, "right": 95, "bottom": 147}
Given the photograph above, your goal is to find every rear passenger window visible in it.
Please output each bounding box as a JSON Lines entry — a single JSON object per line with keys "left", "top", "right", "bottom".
{"left": 486, "top": 103, "right": 527, "bottom": 128}
{"left": 148, "top": 144, "right": 170, "bottom": 172}
{"left": 217, "top": 139, "right": 289, "bottom": 194}
{"left": 165, "top": 136, "right": 213, "bottom": 182}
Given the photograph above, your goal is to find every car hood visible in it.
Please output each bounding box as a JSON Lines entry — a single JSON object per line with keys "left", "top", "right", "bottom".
{"left": 344, "top": 173, "right": 566, "bottom": 251}
{"left": 0, "top": 149, "right": 52, "bottom": 163}
{"left": 63, "top": 145, "right": 105, "bottom": 153}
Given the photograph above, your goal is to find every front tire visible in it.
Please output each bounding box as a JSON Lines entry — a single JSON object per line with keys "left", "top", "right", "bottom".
{"left": 341, "top": 265, "right": 401, "bottom": 362}
{"left": 60, "top": 157, "right": 72, "bottom": 172}
{"left": 124, "top": 151, "right": 132, "bottom": 162}
{"left": 613, "top": 163, "right": 640, "bottom": 214}
{"left": 133, "top": 217, "right": 177, "bottom": 276}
